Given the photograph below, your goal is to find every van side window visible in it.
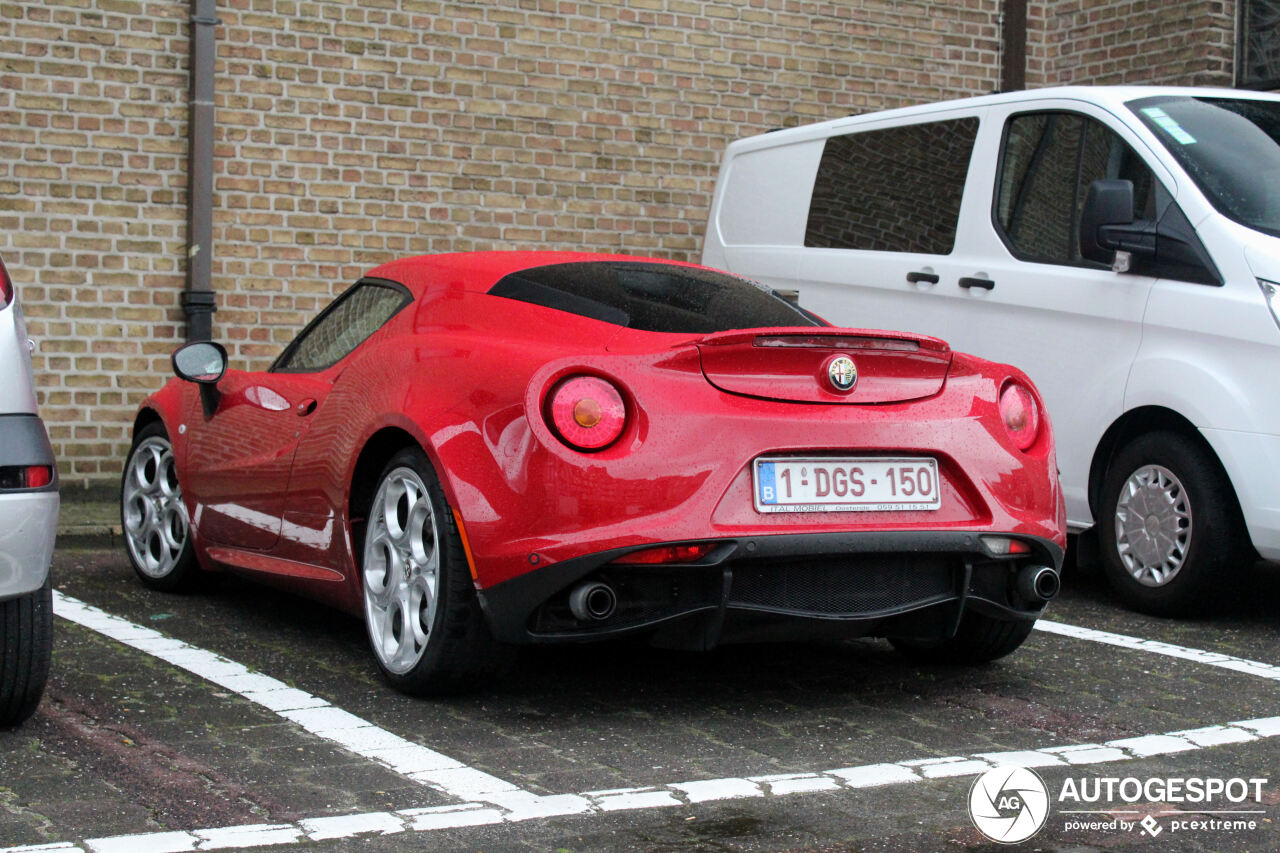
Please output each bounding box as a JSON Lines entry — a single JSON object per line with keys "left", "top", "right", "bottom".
{"left": 996, "top": 112, "right": 1156, "bottom": 265}
{"left": 805, "top": 118, "right": 979, "bottom": 254}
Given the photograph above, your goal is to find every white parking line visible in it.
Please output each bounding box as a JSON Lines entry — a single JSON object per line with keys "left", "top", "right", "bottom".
{"left": 28, "top": 597, "right": 1280, "bottom": 853}
{"left": 50, "top": 592, "right": 526, "bottom": 802}
{"left": 10, "top": 715, "right": 1280, "bottom": 852}
{"left": 1034, "top": 618, "right": 1280, "bottom": 680}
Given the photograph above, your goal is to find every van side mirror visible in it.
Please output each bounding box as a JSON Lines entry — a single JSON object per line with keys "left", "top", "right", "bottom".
{"left": 1080, "top": 179, "right": 1156, "bottom": 267}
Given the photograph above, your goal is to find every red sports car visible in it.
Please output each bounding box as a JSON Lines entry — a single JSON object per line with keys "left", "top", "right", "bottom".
{"left": 123, "top": 252, "right": 1065, "bottom": 694}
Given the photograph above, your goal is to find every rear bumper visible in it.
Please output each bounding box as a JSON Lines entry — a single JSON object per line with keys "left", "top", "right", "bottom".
{"left": 0, "top": 414, "right": 59, "bottom": 600}
{"left": 477, "top": 530, "right": 1063, "bottom": 647}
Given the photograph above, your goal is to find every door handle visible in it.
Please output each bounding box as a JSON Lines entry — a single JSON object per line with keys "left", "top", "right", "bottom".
{"left": 906, "top": 271, "right": 940, "bottom": 284}
{"left": 296, "top": 398, "right": 317, "bottom": 416}
{"left": 958, "top": 276, "right": 995, "bottom": 291}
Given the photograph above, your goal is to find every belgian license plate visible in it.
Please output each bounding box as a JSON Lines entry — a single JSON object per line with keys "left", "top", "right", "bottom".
{"left": 753, "top": 456, "right": 941, "bottom": 512}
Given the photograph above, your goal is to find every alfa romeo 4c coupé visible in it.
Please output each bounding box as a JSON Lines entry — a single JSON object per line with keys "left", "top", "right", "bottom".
{"left": 123, "top": 252, "right": 1065, "bottom": 694}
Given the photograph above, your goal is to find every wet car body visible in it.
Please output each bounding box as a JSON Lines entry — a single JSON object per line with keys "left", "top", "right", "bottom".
{"left": 127, "top": 252, "right": 1065, "bottom": 693}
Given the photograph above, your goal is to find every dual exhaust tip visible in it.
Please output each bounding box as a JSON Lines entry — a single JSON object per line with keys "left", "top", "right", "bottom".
{"left": 567, "top": 564, "right": 1060, "bottom": 624}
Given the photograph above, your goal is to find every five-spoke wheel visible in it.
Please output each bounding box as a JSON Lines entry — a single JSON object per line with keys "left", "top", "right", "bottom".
{"left": 121, "top": 422, "right": 197, "bottom": 590}
{"left": 362, "top": 465, "right": 441, "bottom": 676}
{"left": 359, "top": 448, "right": 508, "bottom": 694}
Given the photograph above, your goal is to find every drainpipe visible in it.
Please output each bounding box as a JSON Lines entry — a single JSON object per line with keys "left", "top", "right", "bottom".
{"left": 1001, "top": 0, "right": 1027, "bottom": 92}
{"left": 183, "top": 0, "right": 218, "bottom": 342}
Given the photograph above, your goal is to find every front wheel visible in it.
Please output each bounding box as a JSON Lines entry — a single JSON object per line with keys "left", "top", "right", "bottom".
{"left": 890, "top": 612, "right": 1035, "bottom": 664}
{"left": 121, "top": 422, "right": 199, "bottom": 592}
{"left": 1098, "top": 431, "right": 1247, "bottom": 616}
{"left": 360, "top": 448, "right": 508, "bottom": 695}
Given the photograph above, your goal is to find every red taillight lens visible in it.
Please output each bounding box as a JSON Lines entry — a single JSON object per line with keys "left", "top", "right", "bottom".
{"left": 0, "top": 257, "right": 12, "bottom": 308}
{"left": 999, "top": 381, "right": 1041, "bottom": 451}
{"left": 613, "top": 543, "right": 716, "bottom": 565}
{"left": 546, "top": 375, "right": 627, "bottom": 450}
{"left": 0, "top": 465, "right": 53, "bottom": 490}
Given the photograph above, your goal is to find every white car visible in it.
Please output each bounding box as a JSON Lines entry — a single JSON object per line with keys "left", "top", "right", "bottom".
{"left": 0, "top": 253, "right": 57, "bottom": 727}
{"left": 703, "top": 86, "right": 1280, "bottom": 615}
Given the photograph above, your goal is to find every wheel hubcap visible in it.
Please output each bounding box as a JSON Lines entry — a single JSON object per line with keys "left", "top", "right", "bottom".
{"left": 362, "top": 466, "right": 440, "bottom": 675}
{"left": 1114, "top": 464, "right": 1191, "bottom": 587}
{"left": 122, "top": 436, "right": 189, "bottom": 578}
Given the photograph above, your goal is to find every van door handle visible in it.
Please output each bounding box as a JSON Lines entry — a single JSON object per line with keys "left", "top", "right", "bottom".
{"left": 958, "top": 276, "right": 995, "bottom": 291}
{"left": 906, "top": 271, "right": 940, "bottom": 284}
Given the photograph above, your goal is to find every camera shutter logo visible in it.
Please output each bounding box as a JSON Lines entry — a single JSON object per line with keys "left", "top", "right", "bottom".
{"left": 968, "top": 766, "right": 1050, "bottom": 843}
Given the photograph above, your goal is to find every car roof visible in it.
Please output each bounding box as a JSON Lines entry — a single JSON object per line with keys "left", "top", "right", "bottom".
{"left": 365, "top": 251, "right": 705, "bottom": 297}
{"left": 728, "top": 85, "right": 1280, "bottom": 152}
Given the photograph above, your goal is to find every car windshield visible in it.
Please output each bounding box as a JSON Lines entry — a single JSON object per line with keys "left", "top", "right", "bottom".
{"left": 489, "top": 261, "right": 821, "bottom": 333}
{"left": 1129, "top": 95, "right": 1280, "bottom": 238}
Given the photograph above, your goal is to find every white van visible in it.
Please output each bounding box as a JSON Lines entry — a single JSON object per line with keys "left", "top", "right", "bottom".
{"left": 703, "top": 86, "right": 1280, "bottom": 616}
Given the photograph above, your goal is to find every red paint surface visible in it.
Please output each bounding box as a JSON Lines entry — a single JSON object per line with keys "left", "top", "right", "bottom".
{"left": 136, "top": 252, "right": 1066, "bottom": 616}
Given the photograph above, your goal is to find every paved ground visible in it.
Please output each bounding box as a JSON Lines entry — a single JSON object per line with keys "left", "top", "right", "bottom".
{"left": 3, "top": 505, "right": 1280, "bottom": 851}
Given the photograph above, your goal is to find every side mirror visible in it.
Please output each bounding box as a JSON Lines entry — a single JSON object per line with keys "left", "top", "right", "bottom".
{"left": 172, "top": 341, "right": 227, "bottom": 384}
{"left": 1080, "top": 179, "right": 1133, "bottom": 264}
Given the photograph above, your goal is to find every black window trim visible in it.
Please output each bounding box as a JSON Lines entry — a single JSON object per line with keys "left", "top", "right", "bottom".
{"left": 992, "top": 107, "right": 1144, "bottom": 271}
{"left": 269, "top": 276, "right": 413, "bottom": 374}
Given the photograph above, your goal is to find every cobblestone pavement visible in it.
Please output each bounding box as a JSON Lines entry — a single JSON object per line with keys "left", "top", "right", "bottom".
{"left": 2, "top": 546, "right": 1279, "bottom": 852}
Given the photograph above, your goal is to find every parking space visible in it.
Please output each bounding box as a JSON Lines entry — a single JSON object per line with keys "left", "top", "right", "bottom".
{"left": 2, "top": 546, "right": 1279, "bottom": 851}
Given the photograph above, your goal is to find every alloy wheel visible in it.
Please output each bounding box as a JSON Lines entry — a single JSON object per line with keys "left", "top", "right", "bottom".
{"left": 362, "top": 466, "right": 440, "bottom": 675}
{"left": 122, "top": 436, "right": 190, "bottom": 579}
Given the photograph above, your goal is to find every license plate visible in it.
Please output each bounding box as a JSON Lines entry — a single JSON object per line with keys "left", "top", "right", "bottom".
{"left": 753, "top": 456, "right": 941, "bottom": 512}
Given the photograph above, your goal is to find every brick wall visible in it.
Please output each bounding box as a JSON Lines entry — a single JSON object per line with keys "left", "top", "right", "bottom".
{"left": 3, "top": 0, "right": 1008, "bottom": 489}
{"left": 1027, "top": 0, "right": 1235, "bottom": 87}
{"left": 0, "top": 0, "right": 1239, "bottom": 488}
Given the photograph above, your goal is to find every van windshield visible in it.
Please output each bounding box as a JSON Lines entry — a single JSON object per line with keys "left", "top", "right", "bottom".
{"left": 1129, "top": 95, "right": 1280, "bottom": 238}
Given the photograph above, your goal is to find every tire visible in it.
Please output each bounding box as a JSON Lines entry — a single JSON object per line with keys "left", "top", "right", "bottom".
{"left": 890, "top": 612, "right": 1034, "bottom": 665}
{"left": 121, "top": 422, "right": 200, "bottom": 592}
{"left": 0, "top": 577, "right": 52, "bottom": 728}
{"left": 359, "top": 448, "right": 508, "bottom": 695}
{"left": 1098, "top": 431, "right": 1246, "bottom": 616}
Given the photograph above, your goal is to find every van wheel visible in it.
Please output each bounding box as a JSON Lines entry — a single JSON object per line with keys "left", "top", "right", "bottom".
{"left": 1098, "top": 431, "right": 1246, "bottom": 616}
{"left": 890, "top": 613, "right": 1034, "bottom": 664}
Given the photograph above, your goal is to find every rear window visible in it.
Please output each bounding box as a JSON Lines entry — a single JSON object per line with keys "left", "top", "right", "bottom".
{"left": 488, "top": 261, "right": 820, "bottom": 333}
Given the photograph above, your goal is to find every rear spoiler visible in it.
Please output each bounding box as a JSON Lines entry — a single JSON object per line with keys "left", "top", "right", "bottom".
{"left": 693, "top": 326, "right": 951, "bottom": 354}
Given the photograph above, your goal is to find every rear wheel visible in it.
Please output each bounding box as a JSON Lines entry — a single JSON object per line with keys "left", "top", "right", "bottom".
{"left": 1098, "top": 431, "right": 1246, "bottom": 616}
{"left": 360, "top": 448, "right": 507, "bottom": 695}
{"left": 0, "top": 577, "right": 52, "bottom": 728}
{"left": 890, "top": 612, "right": 1034, "bottom": 664}
{"left": 121, "top": 422, "right": 199, "bottom": 591}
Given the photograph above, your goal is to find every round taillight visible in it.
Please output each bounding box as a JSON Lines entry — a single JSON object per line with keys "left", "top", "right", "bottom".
{"left": 546, "top": 375, "right": 627, "bottom": 450}
{"left": 999, "top": 381, "right": 1041, "bottom": 452}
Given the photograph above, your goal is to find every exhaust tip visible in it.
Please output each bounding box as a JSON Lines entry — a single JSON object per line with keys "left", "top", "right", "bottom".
{"left": 569, "top": 581, "right": 617, "bottom": 622}
{"left": 1017, "top": 565, "right": 1060, "bottom": 603}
